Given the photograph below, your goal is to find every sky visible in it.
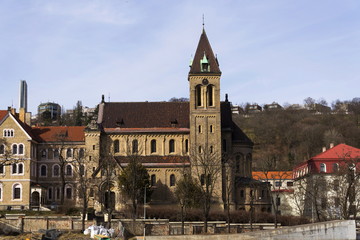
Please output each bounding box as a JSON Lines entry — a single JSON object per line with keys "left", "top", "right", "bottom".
{"left": 0, "top": 0, "right": 359, "bottom": 114}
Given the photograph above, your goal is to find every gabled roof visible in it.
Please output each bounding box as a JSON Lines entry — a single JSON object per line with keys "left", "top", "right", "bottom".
{"left": 0, "top": 110, "right": 38, "bottom": 141}
{"left": 99, "top": 102, "right": 190, "bottom": 129}
{"left": 189, "top": 29, "right": 221, "bottom": 75}
{"left": 0, "top": 110, "right": 7, "bottom": 122}
{"left": 252, "top": 171, "right": 293, "bottom": 180}
{"left": 32, "top": 126, "right": 86, "bottom": 142}
{"left": 311, "top": 143, "right": 360, "bottom": 160}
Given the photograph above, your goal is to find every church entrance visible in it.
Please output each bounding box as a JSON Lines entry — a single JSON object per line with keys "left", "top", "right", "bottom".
{"left": 31, "top": 191, "right": 40, "bottom": 208}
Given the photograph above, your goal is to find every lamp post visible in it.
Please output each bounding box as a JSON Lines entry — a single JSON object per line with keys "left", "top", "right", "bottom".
{"left": 143, "top": 185, "right": 146, "bottom": 239}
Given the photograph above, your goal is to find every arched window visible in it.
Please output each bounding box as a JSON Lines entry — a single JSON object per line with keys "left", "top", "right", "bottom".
{"left": 0, "top": 164, "right": 4, "bottom": 174}
{"left": 66, "top": 148, "right": 72, "bottom": 158}
{"left": 236, "top": 155, "right": 241, "bottom": 173}
{"left": 12, "top": 144, "right": 17, "bottom": 154}
{"left": 55, "top": 187, "right": 61, "bottom": 200}
{"left": 333, "top": 163, "right": 339, "bottom": 172}
{"left": 12, "top": 163, "right": 17, "bottom": 174}
{"left": 48, "top": 187, "right": 53, "bottom": 200}
{"left": 185, "top": 139, "right": 189, "bottom": 153}
{"left": 222, "top": 139, "right": 227, "bottom": 152}
{"left": 40, "top": 165, "right": 47, "bottom": 177}
{"left": 245, "top": 154, "right": 252, "bottom": 176}
{"left": 0, "top": 145, "right": 4, "bottom": 154}
{"left": 198, "top": 146, "right": 202, "bottom": 153}
{"left": 151, "top": 140, "right": 156, "bottom": 153}
{"left": 170, "top": 174, "right": 176, "bottom": 186}
{"left": 79, "top": 148, "right": 85, "bottom": 158}
{"left": 18, "top": 144, "right": 24, "bottom": 155}
{"left": 151, "top": 174, "right": 156, "bottom": 186}
{"left": 13, "top": 183, "right": 22, "bottom": 200}
{"left": 207, "top": 85, "right": 214, "bottom": 107}
{"left": 53, "top": 165, "right": 60, "bottom": 177}
{"left": 198, "top": 125, "right": 202, "bottom": 133}
{"left": 18, "top": 163, "right": 23, "bottom": 174}
{"left": 210, "top": 146, "right": 213, "bottom": 153}
{"left": 196, "top": 85, "right": 202, "bottom": 107}
{"left": 169, "top": 139, "right": 175, "bottom": 153}
{"left": 200, "top": 174, "right": 205, "bottom": 186}
{"left": 209, "top": 125, "right": 213, "bottom": 133}
{"left": 80, "top": 165, "right": 85, "bottom": 176}
{"left": 0, "top": 184, "right": 3, "bottom": 201}
{"left": 66, "top": 164, "right": 73, "bottom": 176}
{"left": 132, "top": 140, "right": 138, "bottom": 153}
{"left": 114, "top": 140, "right": 120, "bottom": 153}
{"left": 65, "top": 185, "right": 72, "bottom": 199}
{"left": 320, "top": 163, "right": 326, "bottom": 173}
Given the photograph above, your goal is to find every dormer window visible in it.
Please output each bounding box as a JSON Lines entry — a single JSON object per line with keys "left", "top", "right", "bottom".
{"left": 200, "top": 53, "right": 210, "bottom": 72}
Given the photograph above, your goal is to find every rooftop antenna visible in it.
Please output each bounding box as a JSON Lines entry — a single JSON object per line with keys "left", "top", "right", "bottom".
{"left": 108, "top": 92, "right": 110, "bottom": 102}
{"left": 202, "top": 14, "right": 205, "bottom": 30}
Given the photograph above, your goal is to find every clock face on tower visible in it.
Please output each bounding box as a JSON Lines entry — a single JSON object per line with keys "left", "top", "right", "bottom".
{"left": 202, "top": 78, "right": 209, "bottom": 85}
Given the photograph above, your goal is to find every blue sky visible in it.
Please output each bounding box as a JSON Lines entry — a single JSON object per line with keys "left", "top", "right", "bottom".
{"left": 1, "top": 0, "right": 359, "bottom": 114}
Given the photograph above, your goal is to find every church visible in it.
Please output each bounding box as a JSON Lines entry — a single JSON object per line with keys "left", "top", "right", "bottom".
{"left": 0, "top": 28, "right": 270, "bottom": 213}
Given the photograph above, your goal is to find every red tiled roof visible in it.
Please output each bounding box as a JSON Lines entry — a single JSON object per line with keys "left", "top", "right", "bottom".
{"left": 252, "top": 171, "right": 293, "bottom": 180}
{"left": 0, "top": 110, "right": 7, "bottom": 122}
{"left": 32, "top": 126, "right": 86, "bottom": 142}
{"left": 312, "top": 143, "right": 360, "bottom": 160}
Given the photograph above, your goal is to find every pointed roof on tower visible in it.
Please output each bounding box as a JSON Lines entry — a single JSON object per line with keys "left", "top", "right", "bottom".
{"left": 189, "top": 28, "right": 221, "bottom": 75}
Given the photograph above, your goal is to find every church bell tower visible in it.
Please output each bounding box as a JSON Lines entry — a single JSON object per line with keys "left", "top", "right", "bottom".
{"left": 189, "top": 28, "right": 222, "bottom": 162}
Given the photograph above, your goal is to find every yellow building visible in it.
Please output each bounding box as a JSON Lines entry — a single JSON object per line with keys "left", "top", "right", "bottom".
{"left": 0, "top": 28, "right": 270, "bottom": 213}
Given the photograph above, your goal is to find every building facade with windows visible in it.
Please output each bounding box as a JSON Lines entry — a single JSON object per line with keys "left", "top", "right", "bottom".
{"left": 252, "top": 171, "right": 294, "bottom": 216}
{"left": 0, "top": 28, "right": 269, "bottom": 213}
{"left": 0, "top": 108, "right": 87, "bottom": 210}
{"left": 293, "top": 143, "right": 360, "bottom": 220}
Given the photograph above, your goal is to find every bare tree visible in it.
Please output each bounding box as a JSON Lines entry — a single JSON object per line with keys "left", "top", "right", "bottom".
{"left": 71, "top": 148, "right": 95, "bottom": 232}
{"left": 52, "top": 132, "right": 75, "bottom": 206}
{"left": 294, "top": 175, "right": 328, "bottom": 222}
{"left": 0, "top": 138, "right": 24, "bottom": 168}
{"left": 329, "top": 157, "right": 360, "bottom": 220}
{"left": 222, "top": 153, "right": 236, "bottom": 233}
{"left": 97, "top": 152, "right": 118, "bottom": 228}
{"left": 257, "top": 166, "right": 290, "bottom": 228}
{"left": 190, "top": 145, "right": 222, "bottom": 233}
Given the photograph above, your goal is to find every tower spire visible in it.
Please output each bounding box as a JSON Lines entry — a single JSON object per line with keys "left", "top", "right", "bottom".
{"left": 202, "top": 14, "right": 205, "bottom": 30}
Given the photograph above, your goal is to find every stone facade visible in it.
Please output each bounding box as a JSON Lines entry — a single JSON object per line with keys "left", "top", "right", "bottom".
{"left": 0, "top": 28, "right": 270, "bottom": 214}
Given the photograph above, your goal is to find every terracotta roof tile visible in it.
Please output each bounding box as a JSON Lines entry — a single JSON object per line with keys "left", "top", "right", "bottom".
{"left": 252, "top": 171, "right": 293, "bottom": 180}
{"left": 32, "top": 126, "right": 85, "bottom": 142}
{"left": 312, "top": 143, "right": 360, "bottom": 160}
{"left": 0, "top": 110, "right": 7, "bottom": 122}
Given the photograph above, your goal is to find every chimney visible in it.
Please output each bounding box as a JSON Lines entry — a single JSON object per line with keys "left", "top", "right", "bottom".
{"left": 322, "top": 147, "right": 326, "bottom": 152}
{"left": 330, "top": 143, "right": 334, "bottom": 148}
{"left": 8, "top": 107, "right": 16, "bottom": 115}
{"left": 19, "top": 108, "right": 26, "bottom": 123}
